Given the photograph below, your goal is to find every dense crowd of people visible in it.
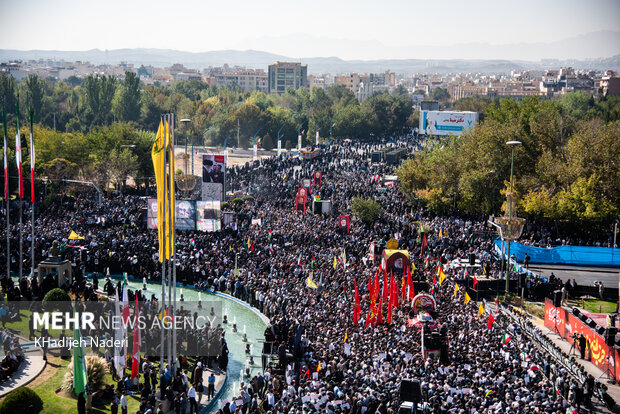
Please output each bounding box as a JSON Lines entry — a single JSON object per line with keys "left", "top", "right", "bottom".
{"left": 0, "top": 139, "right": 613, "bottom": 413}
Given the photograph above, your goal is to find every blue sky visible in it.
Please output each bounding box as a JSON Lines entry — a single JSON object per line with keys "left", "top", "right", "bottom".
{"left": 1, "top": 0, "right": 619, "bottom": 59}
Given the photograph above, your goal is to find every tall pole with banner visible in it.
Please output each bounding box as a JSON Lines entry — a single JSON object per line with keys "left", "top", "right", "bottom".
{"left": 2, "top": 105, "right": 9, "bottom": 280}
{"left": 29, "top": 105, "right": 35, "bottom": 277}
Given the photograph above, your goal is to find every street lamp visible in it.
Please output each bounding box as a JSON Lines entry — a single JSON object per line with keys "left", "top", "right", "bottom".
{"left": 277, "top": 123, "right": 287, "bottom": 157}
{"left": 253, "top": 123, "right": 268, "bottom": 162}
{"left": 494, "top": 140, "right": 525, "bottom": 295}
{"left": 180, "top": 118, "right": 191, "bottom": 174}
{"left": 297, "top": 120, "right": 307, "bottom": 152}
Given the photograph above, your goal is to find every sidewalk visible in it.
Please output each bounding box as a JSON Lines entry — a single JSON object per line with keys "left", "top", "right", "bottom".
{"left": 0, "top": 336, "right": 46, "bottom": 398}
{"left": 528, "top": 312, "right": 620, "bottom": 413}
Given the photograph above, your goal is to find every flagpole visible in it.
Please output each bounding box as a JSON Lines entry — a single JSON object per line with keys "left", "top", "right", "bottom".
{"left": 170, "top": 113, "right": 177, "bottom": 376}
{"left": 159, "top": 114, "right": 167, "bottom": 391}
{"left": 29, "top": 105, "right": 35, "bottom": 278}
{"left": 2, "top": 105, "right": 9, "bottom": 281}
{"left": 165, "top": 113, "right": 173, "bottom": 375}
{"left": 16, "top": 101, "right": 22, "bottom": 281}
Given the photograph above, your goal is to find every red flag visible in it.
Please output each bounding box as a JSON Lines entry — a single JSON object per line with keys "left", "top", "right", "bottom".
{"left": 131, "top": 295, "right": 141, "bottom": 380}
{"left": 392, "top": 274, "right": 399, "bottom": 309}
{"left": 401, "top": 269, "right": 407, "bottom": 302}
{"left": 364, "top": 305, "right": 374, "bottom": 329}
{"left": 376, "top": 296, "right": 384, "bottom": 325}
{"left": 407, "top": 265, "right": 414, "bottom": 300}
{"left": 473, "top": 276, "right": 479, "bottom": 290}
{"left": 14, "top": 103, "right": 23, "bottom": 199}
{"left": 382, "top": 268, "right": 389, "bottom": 302}
{"left": 353, "top": 277, "right": 361, "bottom": 324}
{"left": 29, "top": 122, "right": 34, "bottom": 203}
{"left": 487, "top": 313, "right": 495, "bottom": 329}
{"left": 3, "top": 125, "right": 7, "bottom": 200}
{"left": 387, "top": 289, "right": 393, "bottom": 324}
{"left": 433, "top": 274, "right": 437, "bottom": 286}
{"left": 420, "top": 234, "right": 428, "bottom": 258}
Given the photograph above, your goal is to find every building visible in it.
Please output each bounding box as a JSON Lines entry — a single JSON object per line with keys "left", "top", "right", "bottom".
{"left": 268, "top": 62, "right": 308, "bottom": 94}
{"left": 335, "top": 73, "right": 374, "bottom": 102}
{"left": 600, "top": 71, "right": 620, "bottom": 96}
{"left": 214, "top": 68, "right": 268, "bottom": 92}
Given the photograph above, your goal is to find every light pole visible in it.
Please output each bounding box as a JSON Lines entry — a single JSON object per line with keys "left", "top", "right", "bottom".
{"left": 297, "top": 120, "right": 307, "bottom": 152}
{"left": 277, "top": 123, "right": 287, "bottom": 157}
{"left": 253, "top": 123, "right": 268, "bottom": 162}
{"left": 329, "top": 119, "right": 336, "bottom": 141}
{"left": 180, "top": 118, "right": 191, "bottom": 174}
{"left": 504, "top": 140, "right": 522, "bottom": 294}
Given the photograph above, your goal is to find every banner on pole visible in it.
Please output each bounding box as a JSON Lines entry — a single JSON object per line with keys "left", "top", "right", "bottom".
{"left": 202, "top": 154, "right": 225, "bottom": 201}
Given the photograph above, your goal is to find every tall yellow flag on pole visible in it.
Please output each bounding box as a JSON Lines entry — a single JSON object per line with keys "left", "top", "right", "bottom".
{"left": 464, "top": 292, "right": 471, "bottom": 305}
{"left": 166, "top": 119, "right": 175, "bottom": 259}
{"left": 152, "top": 119, "right": 166, "bottom": 262}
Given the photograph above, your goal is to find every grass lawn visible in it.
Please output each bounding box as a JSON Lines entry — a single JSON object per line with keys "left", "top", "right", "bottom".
{"left": 20, "top": 353, "right": 141, "bottom": 414}
{"left": 582, "top": 299, "right": 617, "bottom": 314}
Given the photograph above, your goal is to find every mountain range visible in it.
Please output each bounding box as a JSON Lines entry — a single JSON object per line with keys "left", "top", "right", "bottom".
{"left": 1, "top": 31, "right": 619, "bottom": 74}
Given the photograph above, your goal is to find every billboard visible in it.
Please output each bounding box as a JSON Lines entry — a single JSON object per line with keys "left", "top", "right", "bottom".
{"left": 196, "top": 200, "right": 221, "bottom": 232}
{"left": 147, "top": 199, "right": 196, "bottom": 231}
{"left": 202, "top": 154, "right": 225, "bottom": 201}
{"left": 175, "top": 200, "right": 196, "bottom": 230}
{"left": 420, "top": 111, "right": 478, "bottom": 136}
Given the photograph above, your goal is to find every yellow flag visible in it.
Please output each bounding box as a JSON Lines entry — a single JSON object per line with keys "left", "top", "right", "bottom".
{"left": 464, "top": 292, "right": 471, "bottom": 305}
{"left": 306, "top": 277, "right": 318, "bottom": 289}
{"left": 478, "top": 304, "right": 485, "bottom": 317}
{"left": 454, "top": 283, "right": 460, "bottom": 296}
{"left": 68, "top": 230, "right": 84, "bottom": 240}
{"left": 317, "top": 361, "right": 322, "bottom": 372}
{"left": 438, "top": 228, "right": 443, "bottom": 238}
{"left": 333, "top": 256, "right": 337, "bottom": 269}
{"left": 411, "top": 262, "right": 416, "bottom": 272}
{"left": 438, "top": 267, "right": 446, "bottom": 285}
{"left": 343, "top": 332, "right": 348, "bottom": 343}
{"left": 152, "top": 119, "right": 175, "bottom": 261}
{"left": 152, "top": 119, "right": 166, "bottom": 261}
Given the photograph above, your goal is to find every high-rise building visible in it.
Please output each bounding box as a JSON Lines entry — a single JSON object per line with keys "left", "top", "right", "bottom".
{"left": 268, "top": 62, "right": 308, "bottom": 94}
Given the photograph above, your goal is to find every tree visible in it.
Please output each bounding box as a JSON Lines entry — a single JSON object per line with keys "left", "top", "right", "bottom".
{"left": 430, "top": 87, "right": 450, "bottom": 102}
{"left": 24, "top": 74, "right": 45, "bottom": 122}
{"left": 115, "top": 71, "right": 142, "bottom": 122}
{"left": 85, "top": 74, "right": 116, "bottom": 125}
{"left": 0, "top": 73, "right": 17, "bottom": 113}
{"left": 108, "top": 148, "right": 139, "bottom": 191}
{"left": 261, "top": 133, "right": 274, "bottom": 151}
{"left": 351, "top": 197, "right": 382, "bottom": 223}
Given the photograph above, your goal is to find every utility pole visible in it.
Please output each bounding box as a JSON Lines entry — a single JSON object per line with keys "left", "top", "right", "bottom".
{"left": 237, "top": 119, "right": 240, "bottom": 149}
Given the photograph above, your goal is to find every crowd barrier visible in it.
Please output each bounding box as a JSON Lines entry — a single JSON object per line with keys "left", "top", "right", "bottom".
{"left": 543, "top": 299, "right": 620, "bottom": 383}
{"left": 504, "top": 303, "right": 612, "bottom": 407}
{"left": 495, "top": 240, "right": 620, "bottom": 267}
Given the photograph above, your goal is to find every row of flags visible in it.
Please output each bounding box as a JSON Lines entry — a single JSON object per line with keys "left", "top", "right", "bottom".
{"left": 2, "top": 103, "right": 35, "bottom": 203}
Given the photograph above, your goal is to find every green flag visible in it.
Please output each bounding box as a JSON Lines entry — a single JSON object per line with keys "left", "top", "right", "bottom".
{"left": 72, "top": 307, "right": 88, "bottom": 395}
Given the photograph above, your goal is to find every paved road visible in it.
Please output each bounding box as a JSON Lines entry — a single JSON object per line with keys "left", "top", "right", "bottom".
{"left": 527, "top": 264, "right": 620, "bottom": 287}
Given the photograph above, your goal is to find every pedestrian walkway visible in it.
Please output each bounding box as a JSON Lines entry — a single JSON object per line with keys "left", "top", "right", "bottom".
{"left": 0, "top": 337, "right": 46, "bottom": 398}
{"left": 512, "top": 305, "right": 620, "bottom": 413}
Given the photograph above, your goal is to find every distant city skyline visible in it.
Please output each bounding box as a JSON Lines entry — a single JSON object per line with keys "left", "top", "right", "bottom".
{"left": 1, "top": 0, "right": 619, "bottom": 61}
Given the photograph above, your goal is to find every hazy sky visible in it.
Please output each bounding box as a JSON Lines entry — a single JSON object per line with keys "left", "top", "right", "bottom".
{"left": 1, "top": 0, "right": 619, "bottom": 60}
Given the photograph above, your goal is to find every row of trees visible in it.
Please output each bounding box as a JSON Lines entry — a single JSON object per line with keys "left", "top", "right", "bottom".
{"left": 0, "top": 73, "right": 414, "bottom": 149}
{"left": 398, "top": 93, "right": 620, "bottom": 228}
{"left": 2, "top": 122, "right": 153, "bottom": 199}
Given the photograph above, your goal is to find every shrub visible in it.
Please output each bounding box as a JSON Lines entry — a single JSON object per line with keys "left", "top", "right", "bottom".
{"left": 220, "top": 202, "right": 230, "bottom": 210}
{"left": 351, "top": 197, "right": 382, "bottom": 223}
{"left": 62, "top": 355, "right": 108, "bottom": 393}
{"left": 42, "top": 288, "right": 71, "bottom": 302}
{"left": 242, "top": 195, "right": 255, "bottom": 202}
{"left": 0, "top": 387, "right": 43, "bottom": 414}
{"left": 232, "top": 198, "right": 244, "bottom": 206}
